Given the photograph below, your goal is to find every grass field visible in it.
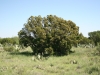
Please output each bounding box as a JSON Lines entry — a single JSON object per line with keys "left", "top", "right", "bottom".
{"left": 0, "top": 47, "right": 100, "bottom": 75}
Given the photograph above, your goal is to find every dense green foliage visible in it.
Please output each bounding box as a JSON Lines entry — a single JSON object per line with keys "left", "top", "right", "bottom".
{"left": 18, "top": 15, "right": 79, "bottom": 55}
{"left": 88, "top": 30, "right": 100, "bottom": 45}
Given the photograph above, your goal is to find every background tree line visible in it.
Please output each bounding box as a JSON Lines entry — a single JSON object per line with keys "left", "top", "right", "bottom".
{"left": 0, "top": 37, "right": 20, "bottom": 52}
{"left": 0, "top": 37, "right": 19, "bottom": 45}
{"left": 77, "top": 30, "right": 100, "bottom": 46}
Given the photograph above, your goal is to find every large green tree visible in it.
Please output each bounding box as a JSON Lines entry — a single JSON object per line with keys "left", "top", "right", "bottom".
{"left": 18, "top": 15, "right": 79, "bottom": 55}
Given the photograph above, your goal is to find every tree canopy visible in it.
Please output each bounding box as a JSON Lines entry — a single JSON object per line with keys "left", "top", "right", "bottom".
{"left": 18, "top": 15, "right": 79, "bottom": 55}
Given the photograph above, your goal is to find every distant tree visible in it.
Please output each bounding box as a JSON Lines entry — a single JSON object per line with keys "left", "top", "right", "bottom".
{"left": 88, "top": 31, "right": 100, "bottom": 46}
{"left": 18, "top": 15, "right": 79, "bottom": 55}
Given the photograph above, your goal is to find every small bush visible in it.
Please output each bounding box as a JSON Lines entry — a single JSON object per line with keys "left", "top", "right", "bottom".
{"left": 3, "top": 46, "right": 15, "bottom": 52}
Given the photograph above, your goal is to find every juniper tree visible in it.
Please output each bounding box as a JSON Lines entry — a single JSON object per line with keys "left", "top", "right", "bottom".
{"left": 18, "top": 15, "right": 79, "bottom": 55}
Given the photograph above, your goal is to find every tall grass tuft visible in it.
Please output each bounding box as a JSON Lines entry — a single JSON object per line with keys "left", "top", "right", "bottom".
{"left": 3, "top": 46, "right": 15, "bottom": 52}
{"left": 96, "top": 45, "right": 100, "bottom": 55}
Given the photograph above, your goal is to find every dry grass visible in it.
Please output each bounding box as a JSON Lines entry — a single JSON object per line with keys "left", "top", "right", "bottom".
{"left": 0, "top": 47, "right": 100, "bottom": 75}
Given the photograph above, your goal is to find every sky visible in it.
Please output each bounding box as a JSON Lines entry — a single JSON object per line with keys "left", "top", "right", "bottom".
{"left": 0, "top": 0, "right": 100, "bottom": 38}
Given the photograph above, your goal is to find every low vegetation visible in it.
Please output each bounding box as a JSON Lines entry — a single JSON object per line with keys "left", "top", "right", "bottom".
{"left": 0, "top": 47, "right": 100, "bottom": 75}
